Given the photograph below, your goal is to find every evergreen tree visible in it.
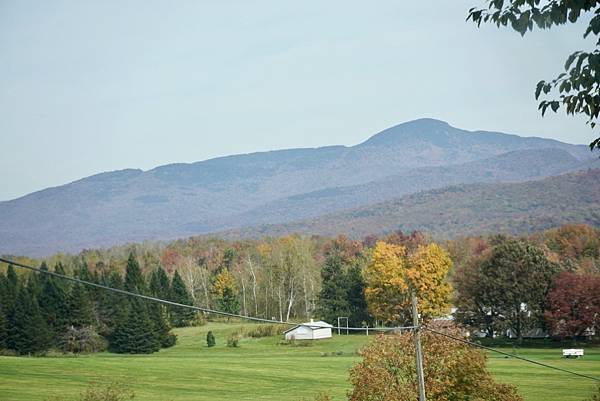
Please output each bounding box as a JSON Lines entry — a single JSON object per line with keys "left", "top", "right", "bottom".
{"left": 149, "top": 267, "right": 171, "bottom": 300}
{"left": 7, "top": 286, "right": 51, "bottom": 355}
{"left": 346, "top": 264, "right": 371, "bottom": 327}
{"left": 212, "top": 269, "right": 239, "bottom": 316}
{"left": 148, "top": 303, "right": 176, "bottom": 348}
{"left": 110, "top": 298, "right": 160, "bottom": 354}
{"left": 0, "top": 306, "right": 7, "bottom": 349}
{"left": 0, "top": 265, "right": 18, "bottom": 348}
{"left": 5, "top": 264, "right": 18, "bottom": 306}
{"left": 124, "top": 253, "right": 146, "bottom": 294}
{"left": 149, "top": 268, "right": 176, "bottom": 347}
{"left": 39, "top": 276, "right": 69, "bottom": 339}
{"left": 75, "top": 259, "right": 92, "bottom": 281}
{"left": 98, "top": 271, "right": 129, "bottom": 336}
{"left": 316, "top": 255, "right": 350, "bottom": 325}
{"left": 206, "top": 330, "right": 216, "bottom": 347}
{"left": 54, "top": 262, "right": 66, "bottom": 275}
{"left": 26, "top": 270, "right": 44, "bottom": 301}
{"left": 170, "top": 271, "right": 195, "bottom": 327}
{"left": 218, "top": 286, "right": 240, "bottom": 315}
{"left": 67, "top": 283, "right": 95, "bottom": 328}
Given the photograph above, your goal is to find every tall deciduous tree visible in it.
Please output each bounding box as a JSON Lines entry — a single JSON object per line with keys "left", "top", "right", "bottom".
{"left": 463, "top": 239, "right": 558, "bottom": 342}
{"left": 453, "top": 253, "right": 501, "bottom": 338}
{"left": 364, "top": 242, "right": 452, "bottom": 325}
{"left": 544, "top": 271, "right": 600, "bottom": 339}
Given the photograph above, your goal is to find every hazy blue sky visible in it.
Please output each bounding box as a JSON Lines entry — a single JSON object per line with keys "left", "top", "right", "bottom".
{"left": 0, "top": 1, "right": 596, "bottom": 201}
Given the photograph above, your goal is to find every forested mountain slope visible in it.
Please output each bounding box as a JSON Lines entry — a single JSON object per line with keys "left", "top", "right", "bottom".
{"left": 0, "top": 118, "right": 595, "bottom": 256}
{"left": 223, "top": 169, "right": 600, "bottom": 240}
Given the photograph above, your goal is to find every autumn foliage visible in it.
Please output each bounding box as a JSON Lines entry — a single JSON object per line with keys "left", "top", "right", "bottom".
{"left": 364, "top": 242, "right": 452, "bottom": 325}
{"left": 544, "top": 272, "right": 600, "bottom": 339}
{"left": 348, "top": 324, "right": 522, "bottom": 401}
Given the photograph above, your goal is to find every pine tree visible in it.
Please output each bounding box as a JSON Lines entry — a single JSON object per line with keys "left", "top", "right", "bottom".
{"left": 67, "top": 283, "right": 95, "bottom": 328}
{"left": 149, "top": 268, "right": 176, "bottom": 347}
{"left": 124, "top": 253, "right": 146, "bottom": 294}
{"left": 26, "top": 270, "right": 44, "bottom": 301}
{"left": 98, "top": 271, "right": 129, "bottom": 336}
{"left": 110, "top": 298, "right": 160, "bottom": 354}
{"left": 149, "top": 267, "right": 171, "bottom": 300}
{"left": 218, "top": 286, "right": 240, "bottom": 315}
{"left": 39, "top": 276, "right": 69, "bottom": 339}
{"left": 0, "top": 265, "right": 18, "bottom": 348}
{"left": 346, "top": 264, "right": 371, "bottom": 327}
{"left": 206, "top": 330, "right": 216, "bottom": 347}
{"left": 0, "top": 307, "right": 7, "bottom": 349}
{"left": 7, "top": 286, "right": 51, "bottom": 355}
{"left": 212, "top": 269, "right": 239, "bottom": 316}
{"left": 316, "top": 255, "right": 350, "bottom": 325}
{"left": 5, "top": 265, "right": 18, "bottom": 306}
{"left": 170, "top": 271, "right": 195, "bottom": 327}
{"left": 148, "top": 303, "right": 176, "bottom": 348}
{"left": 76, "top": 259, "right": 92, "bottom": 281}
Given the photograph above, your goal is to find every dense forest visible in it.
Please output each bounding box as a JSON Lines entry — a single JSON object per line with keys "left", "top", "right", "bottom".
{"left": 1, "top": 223, "right": 599, "bottom": 355}
{"left": 225, "top": 168, "right": 600, "bottom": 240}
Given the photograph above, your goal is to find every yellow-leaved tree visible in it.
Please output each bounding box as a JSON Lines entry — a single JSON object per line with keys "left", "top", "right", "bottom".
{"left": 212, "top": 269, "right": 240, "bottom": 314}
{"left": 364, "top": 241, "right": 452, "bottom": 325}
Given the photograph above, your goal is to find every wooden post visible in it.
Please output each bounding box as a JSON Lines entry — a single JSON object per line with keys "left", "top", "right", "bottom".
{"left": 412, "top": 293, "right": 426, "bottom": 401}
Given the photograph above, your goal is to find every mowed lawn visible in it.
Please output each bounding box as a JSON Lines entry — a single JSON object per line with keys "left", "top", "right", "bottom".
{"left": 0, "top": 322, "right": 598, "bottom": 401}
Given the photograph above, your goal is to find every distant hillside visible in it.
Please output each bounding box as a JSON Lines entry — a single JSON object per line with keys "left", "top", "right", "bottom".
{"left": 223, "top": 169, "right": 600, "bottom": 240}
{"left": 0, "top": 118, "right": 596, "bottom": 256}
{"left": 219, "top": 148, "right": 597, "bottom": 228}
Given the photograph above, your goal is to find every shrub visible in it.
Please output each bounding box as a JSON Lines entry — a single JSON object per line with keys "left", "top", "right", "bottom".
{"left": 246, "top": 324, "right": 281, "bottom": 338}
{"left": 60, "top": 326, "right": 108, "bottom": 354}
{"left": 161, "top": 333, "right": 177, "bottom": 348}
{"left": 227, "top": 334, "right": 241, "bottom": 348}
{"left": 206, "top": 331, "right": 216, "bottom": 347}
{"left": 190, "top": 313, "right": 207, "bottom": 327}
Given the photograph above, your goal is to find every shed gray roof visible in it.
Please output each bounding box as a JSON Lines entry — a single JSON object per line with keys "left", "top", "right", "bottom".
{"left": 283, "top": 321, "right": 333, "bottom": 334}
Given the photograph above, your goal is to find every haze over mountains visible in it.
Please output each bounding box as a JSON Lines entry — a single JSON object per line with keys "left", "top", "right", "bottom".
{"left": 1, "top": 118, "right": 598, "bottom": 256}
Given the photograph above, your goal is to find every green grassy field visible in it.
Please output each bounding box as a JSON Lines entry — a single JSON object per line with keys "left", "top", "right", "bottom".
{"left": 0, "top": 323, "right": 598, "bottom": 401}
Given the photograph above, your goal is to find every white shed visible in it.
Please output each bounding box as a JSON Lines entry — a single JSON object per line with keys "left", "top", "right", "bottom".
{"left": 284, "top": 320, "right": 333, "bottom": 340}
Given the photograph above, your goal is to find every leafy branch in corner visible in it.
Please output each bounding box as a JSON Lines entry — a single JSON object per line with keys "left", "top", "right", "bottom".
{"left": 468, "top": 0, "right": 600, "bottom": 151}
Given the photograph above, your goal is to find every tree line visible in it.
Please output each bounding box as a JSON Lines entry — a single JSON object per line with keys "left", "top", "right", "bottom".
{"left": 1, "top": 224, "right": 599, "bottom": 355}
{"left": 0, "top": 253, "right": 195, "bottom": 355}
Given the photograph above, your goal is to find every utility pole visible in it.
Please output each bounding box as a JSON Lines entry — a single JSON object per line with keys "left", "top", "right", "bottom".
{"left": 412, "top": 292, "right": 426, "bottom": 401}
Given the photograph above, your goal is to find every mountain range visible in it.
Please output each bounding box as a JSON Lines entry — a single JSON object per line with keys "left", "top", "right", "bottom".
{"left": 1, "top": 118, "right": 598, "bottom": 256}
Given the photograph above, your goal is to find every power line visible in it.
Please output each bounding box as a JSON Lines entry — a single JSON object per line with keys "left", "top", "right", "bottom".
{"left": 3, "top": 257, "right": 597, "bottom": 383}
{"left": 0, "top": 257, "right": 415, "bottom": 332}
{"left": 423, "top": 326, "right": 600, "bottom": 383}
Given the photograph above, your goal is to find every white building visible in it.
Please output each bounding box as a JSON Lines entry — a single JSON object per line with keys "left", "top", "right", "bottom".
{"left": 283, "top": 320, "right": 333, "bottom": 340}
